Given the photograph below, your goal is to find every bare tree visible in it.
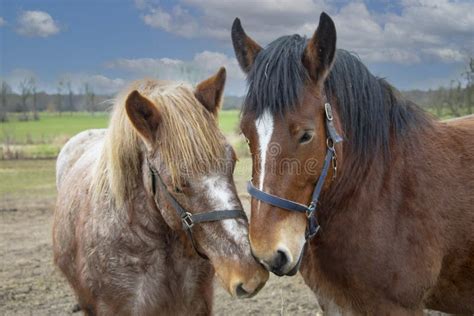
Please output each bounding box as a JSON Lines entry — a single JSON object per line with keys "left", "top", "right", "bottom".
{"left": 84, "top": 82, "right": 96, "bottom": 114}
{"left": 66, "top": 81, "right": 75, "bottom": 113}
{"left": 461, "top": 57, "right": 474, "bottom": 114}
{"left": 19, "top": 78, "right": 31, "bottom": 121}
{"left": 57, "top": 80, "right": 64, "bottom": 115}
{"left": 432, "top": 87, "right": 445, "bottom": 117}
{"left": 0, "top": 81, "right": 11, "bottom": 122}
{"left": 29, "top": 77, "right": 39, "bottom": 120}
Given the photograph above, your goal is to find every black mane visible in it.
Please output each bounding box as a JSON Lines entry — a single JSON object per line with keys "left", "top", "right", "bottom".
{"left": 242, "top": 35, "right": 430, "bottom": 159}
{"left": 244, "top": 35, "right": 309, "bottom": 117}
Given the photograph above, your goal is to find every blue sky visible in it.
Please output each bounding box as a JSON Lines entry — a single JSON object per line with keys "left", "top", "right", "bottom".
{"left": 0, "top": 0, "right": 473, "bottom": 95}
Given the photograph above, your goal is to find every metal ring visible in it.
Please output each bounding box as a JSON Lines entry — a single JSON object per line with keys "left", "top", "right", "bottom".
{"left": 326, "top": 137, "right": 335, "bottom": 150}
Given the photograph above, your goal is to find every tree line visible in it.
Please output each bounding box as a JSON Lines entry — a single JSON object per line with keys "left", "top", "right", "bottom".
{"left": 1, "top": 58, "right": 472, "bottom": 122}
{"left": 0, "top": 79, "right": 106, "bottom": 122}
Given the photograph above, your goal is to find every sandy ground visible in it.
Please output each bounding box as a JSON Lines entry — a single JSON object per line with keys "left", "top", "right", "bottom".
{"left": 0, "top": 196, "right": 448, "bottom": 316}
{"left": 0, "top": 197, "right": 323, "bottom": 316}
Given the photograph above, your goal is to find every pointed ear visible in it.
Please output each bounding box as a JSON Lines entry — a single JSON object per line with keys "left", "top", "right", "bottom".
{"left": 231, "top": 18, "right": 262, "bottom": 73}
{"left": 194, "top": 67, "right": 226, "bottom": 117}
{"left": 125, "top": 90, "right": 161, "bottom": 146}
{"left": 302, "top": 12, "right": 337, "bottom": 82}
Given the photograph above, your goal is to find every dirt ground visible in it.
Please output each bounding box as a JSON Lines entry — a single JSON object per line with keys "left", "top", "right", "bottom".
{"left": 0, "top": 197, "right": 453, "bottom": 316}
{"left": 0, "top": 194, "right": 323, "bottom": 316}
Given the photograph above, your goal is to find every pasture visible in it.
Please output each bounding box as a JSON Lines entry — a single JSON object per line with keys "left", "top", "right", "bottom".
{"left": 0, "top": 111, "right": 240, "bottom": 159}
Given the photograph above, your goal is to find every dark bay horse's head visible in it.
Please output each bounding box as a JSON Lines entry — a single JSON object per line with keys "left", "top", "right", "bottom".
{"left": 232, "top": 13, "right": 340, "bottom": 276}
{"left": 123, "top": 69, "right": 268, "bottom": 297}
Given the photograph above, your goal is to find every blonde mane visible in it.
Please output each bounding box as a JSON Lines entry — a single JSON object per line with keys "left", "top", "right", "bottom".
{"left": 92, "top": 79, "right": 226, "bottom": 207}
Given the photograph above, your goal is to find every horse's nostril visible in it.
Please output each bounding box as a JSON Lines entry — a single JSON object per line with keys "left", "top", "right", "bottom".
{"left": 270, "top": 249, "right": 290, "bottom": 275}
{"left": 276, "top": 250, "right": 288, "bottom": 267}
{"left": 235, "top": 283, "right": 249, "bottom": 298}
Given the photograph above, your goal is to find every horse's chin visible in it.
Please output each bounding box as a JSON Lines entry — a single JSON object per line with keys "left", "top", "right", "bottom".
{"left": 272, "top": 245, "right": 305, "bottom": 277}
{"left": 286, "top": 247, "right": 304, "bottom": 276}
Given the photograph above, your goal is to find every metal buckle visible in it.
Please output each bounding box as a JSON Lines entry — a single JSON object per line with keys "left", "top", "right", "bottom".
{"left": 324, "top": 102, "right": 334, "bottom": 121}
{"left": 332, "top": 152, "right": 338, "bottom": 180}
{"left": 306, "top": 202, "right": 316, "bottom": 218}
{"left": 182, "top": 212, "right": 194, "bottom": 229}
{"left": 326, "top": 137, "right": 335, "bottom": 151}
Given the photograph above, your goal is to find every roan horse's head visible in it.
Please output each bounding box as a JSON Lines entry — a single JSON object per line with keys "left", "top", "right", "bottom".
{"left": 123, "top": 69, "right": 268, "bottom": 297}
{"left": 232, "top": 13, "right": 340, "bottom": 276}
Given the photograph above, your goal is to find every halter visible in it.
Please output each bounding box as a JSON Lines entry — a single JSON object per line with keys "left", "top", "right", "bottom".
{"left": 147, "top": 160, "right": 247, "bottom": 259}
{"left": 247, "top": 102, "right": 343, "bottom": 240}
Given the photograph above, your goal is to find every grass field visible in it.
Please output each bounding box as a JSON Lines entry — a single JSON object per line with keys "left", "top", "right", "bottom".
{"left": 0, "top": 159, "right": 56, "bottom": 208}
{"left": 1, "top": 112, "right": 109, "bottom": 144}
{"left": 0, "top": 156, "right": 252, "bottom": 212}
{"left": 0, "top": 109, "right": 245, "bottom": 200}
{"left": 0, "top": 110, "right": 241, "bottom": 159}
{"left": 1, "top": 111, "right": 240, "bottom": 143}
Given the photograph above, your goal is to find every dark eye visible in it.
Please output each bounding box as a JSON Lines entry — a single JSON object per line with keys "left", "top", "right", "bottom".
{"left": 299, "top": 132, "right": 313, "bottom": 144}
{"left": 174, "top": 180, "right": 189, "bottom": 194}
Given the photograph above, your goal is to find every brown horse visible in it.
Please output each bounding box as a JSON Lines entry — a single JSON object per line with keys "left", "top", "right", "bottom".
{"left": 232, "top": 12, "right": 474, "bottom": 315}
{"left": 53, "top": 68, "right": 268, "bottom": 315}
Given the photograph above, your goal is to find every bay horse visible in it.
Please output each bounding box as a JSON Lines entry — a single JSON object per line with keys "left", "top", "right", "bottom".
{"left": 53, "top": 68, "right": 268, "bottom": 315}
{"left": 232, "top": 12, "right": 474, "bottom": 315}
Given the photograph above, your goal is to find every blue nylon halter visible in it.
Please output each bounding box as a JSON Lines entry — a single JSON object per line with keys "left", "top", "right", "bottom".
{"left": 247, "top": 102, "right": 343, "bottom": 240}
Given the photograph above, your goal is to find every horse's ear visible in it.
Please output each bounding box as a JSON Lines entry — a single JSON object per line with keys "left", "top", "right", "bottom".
{"left": 125, "top": 90, "right": 161, "bottom": 146}
{"left": 195, "top": 67, "right": 226, "bottom": 117}
{"left": 231, "top": 18, "right": 262, "bottom": 73}
{"left": 302, "top": 12, "right": 337, "bottom": 82}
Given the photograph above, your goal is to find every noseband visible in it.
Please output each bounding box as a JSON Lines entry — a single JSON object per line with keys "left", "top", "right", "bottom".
{"left": 247, "top": 102, "right": 343, "bottom": 240}
{"left": 147, "top": 161, "right": 247, "bottom": 259}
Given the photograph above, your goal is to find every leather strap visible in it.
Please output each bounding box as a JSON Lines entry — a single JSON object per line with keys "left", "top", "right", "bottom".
{"left": 247, "top": 181, "right": 309, "bottom": 213}
{"left": 247, "top": 101, "right": 342, "bottom": 240}
{"left": 148, "top": 162, "right": 247, "bottom": 259}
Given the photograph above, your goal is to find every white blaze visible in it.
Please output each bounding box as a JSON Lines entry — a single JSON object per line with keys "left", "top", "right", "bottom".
{"left": 255, "top": 110, "right": 274, "bottom": 190}
{"left": 203, "top": 176, "right": 247, "bottom": 246}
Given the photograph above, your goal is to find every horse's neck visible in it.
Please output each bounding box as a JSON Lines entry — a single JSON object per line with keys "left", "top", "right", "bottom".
{"left": 127, "top": 162, "right": 201, "bottom": 259}
{"left": 324, "top": 119, "right": 463, "bottom": 213}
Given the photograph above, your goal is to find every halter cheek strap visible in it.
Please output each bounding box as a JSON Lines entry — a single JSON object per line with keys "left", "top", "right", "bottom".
{"left": 247, "top": 102, "right": 343, "bottom": 240}
{"left": 148, "top": 162, "right": 247, "bottom": 259}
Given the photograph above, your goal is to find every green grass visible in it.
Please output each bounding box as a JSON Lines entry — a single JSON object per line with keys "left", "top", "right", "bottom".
{"left": 0, "top": 110, "right": 241, "bottom": 159}
{"left": 0, "top": 159, "right": 57, "bottom": 200}
{"left": 218, "top": 110, "right": 240, "bottom": 134}
{"left": 1, "top": 112, "right": 109, "bottom": 144}
{"left": 0, "top": 156, "right": 252, "bottom": 208}
{"left": 1, "top": 111, "right": 240, "bottom": 144}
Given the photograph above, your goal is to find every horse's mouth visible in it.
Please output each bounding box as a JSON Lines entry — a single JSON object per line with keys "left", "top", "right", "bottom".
{"left": 285, "top": 246, "right": 304, "bottom": 276}
{"left": 271, "top": 246, "right": 305, "bottom": 277}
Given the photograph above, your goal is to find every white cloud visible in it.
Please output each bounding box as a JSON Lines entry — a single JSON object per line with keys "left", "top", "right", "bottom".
{"left": 136, "top": 0, "right": 474, "bottom": 65}
{"left": 3, "top": 69, "right": 125, "bottom": 95}
{"left": 106, "top": 51, "right": 243, "bottom": 82}
{"left": 83, "top": 75, "right": 125, "bottom": 94}
{"left": 57, "top": 74, "right": 126, "bottom": 95}
{"left": 16, "top": 10, "right": 61, "bottom": 37}
{"left": 106, "top": 51, "right": 245, "bottom": 94}
{"left": 0, "top": 17, "right": 6, "bottom": 27}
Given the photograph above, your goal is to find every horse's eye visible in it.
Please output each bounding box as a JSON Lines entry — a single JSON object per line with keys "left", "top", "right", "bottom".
{"left": 299, "top": 132, "right": 313, "bottom": 144}
{"left": 174, "top": 180, "right": 189, "bottom": 194}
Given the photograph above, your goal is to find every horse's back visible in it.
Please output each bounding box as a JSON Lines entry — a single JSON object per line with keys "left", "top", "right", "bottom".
{"left": 56, "top": 129, "right": 106, "bottom": 189}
